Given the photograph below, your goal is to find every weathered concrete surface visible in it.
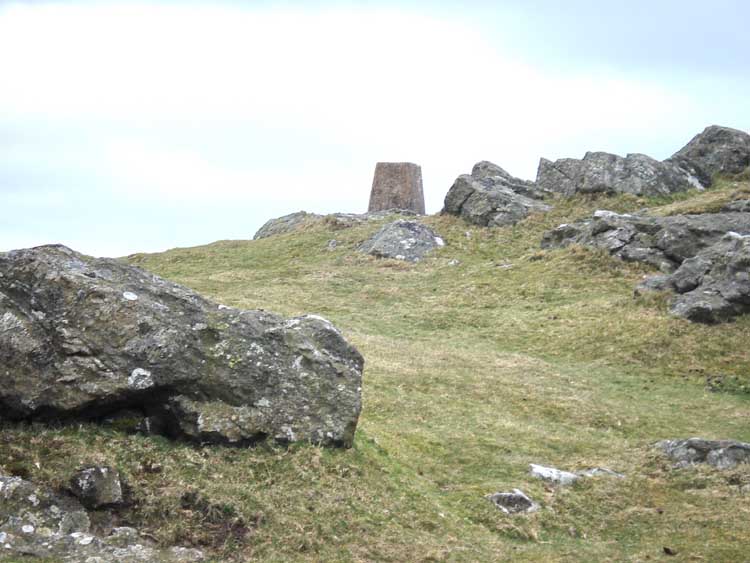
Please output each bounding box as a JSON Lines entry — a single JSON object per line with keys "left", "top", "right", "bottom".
{"left": 368, "top": 162, "right": 425, "bottom": 214}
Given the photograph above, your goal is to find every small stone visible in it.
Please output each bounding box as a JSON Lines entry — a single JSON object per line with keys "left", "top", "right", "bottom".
{"left": 122, "top": 292, "right": 138, "bottom": 301}
{"left": 529, "top": 463, "right": 579, "bottom": 486}
{"left": 69, "top": 466, "right": 123, "bottom": 509}
{"left": 486, "top": 489, "right": 539, "bottom": 514}
{"left": 22, "top": 524, "right": 34, "bottom": 534}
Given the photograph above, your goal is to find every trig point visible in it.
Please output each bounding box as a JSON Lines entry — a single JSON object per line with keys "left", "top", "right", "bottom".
{"left": 368, "top": 162, "right": 425, "bottom": 214}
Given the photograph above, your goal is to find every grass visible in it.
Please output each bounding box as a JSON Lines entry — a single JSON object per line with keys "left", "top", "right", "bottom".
{"left": 2, "top": 180, "right": 750, "bottom": 561}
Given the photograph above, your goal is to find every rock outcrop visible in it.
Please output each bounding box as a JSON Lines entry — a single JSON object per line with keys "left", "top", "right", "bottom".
{"left": 542, "top": 211, "right": 750, "bottom": 322}
{"left": 358, "top": 220, "right": 444, "bottom": 262}
{"left": 542, "top": 210, "right": 750, "bottom": 273}
{"left": 536, "top": 151, "right": 710, "bottom": 197}
{"left": 671, "top": 125, "right": 750, "bottom": 177}
{"left": 443, "top": 162, "right": 551, "bottom": 227}
{"left": 0, "top": 245, "right": 364, "bottom": 447}
{"left": 253, "top": 209, "right": 417, "bottom": 240}
{"left": 368, "top": 162, "right": 425, "bottom": 215}
{"left": 657, "top": 438, "right": 750, "bottom": 469}
{"left": 669, "top": 232, "right": 750, "bottom": 323}
{"left": 0, "top": 473, "right": 204, "bottom": 562}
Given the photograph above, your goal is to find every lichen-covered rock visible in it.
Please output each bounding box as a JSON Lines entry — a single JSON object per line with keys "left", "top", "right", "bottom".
{"left": 671, "top": 125, "right": 750, "bottom": 177}
{"left": 485, "top": 489, "right": 539, "bottom": 515}
{"left": 69, "top": 467, "right": 123, "bottom": 509}
{"left": 541, "top": 210, "right": 750, "bottom": 273}
{"left": 0, "top": 474, "right": 203, "bottom": 562}
{"left": 536, "top": 151, "right": 710, "bottom": 197}
{"left": 656, "top": 438, "right": 750, "bottom": 469}
{"left": 529, "top": 464, "right": 579, "bottom": 485}
{"left": 368, "top": 162, "right": 425, "bottom": 214}
{"left": 443, "top": 170, "right": 551, "bottom": 227}
{"left": 253, "top": 209, "right": 417, "bottom": 240}
{"left": 470, "top": 160, "right": 547, "bottom": 200}
{"left": 253, "top": 211, "right": 321, "bottom": 239}
{"left": 0, "top": 245, "right": 363, "bottom": 447}
{"left": 669, "top": 232, "right": 750, "bottom": 323}
{"left": 529, "top": 464, "right": 624, "bottom": 486}
{"left": 358, "top": 220, "right": 445, "bottom": 262}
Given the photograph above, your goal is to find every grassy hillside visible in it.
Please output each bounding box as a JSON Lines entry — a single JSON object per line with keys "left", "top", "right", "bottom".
{"left": 3, "top": 179, "right": 750, "bottom": 562}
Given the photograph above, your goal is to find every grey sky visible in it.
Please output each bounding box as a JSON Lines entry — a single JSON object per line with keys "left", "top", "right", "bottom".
{"left": 1, "top": 0, "right": 748, "bottom": 256}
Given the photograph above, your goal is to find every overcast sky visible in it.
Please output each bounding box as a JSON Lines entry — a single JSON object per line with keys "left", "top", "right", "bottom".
{"left": 2, "top": 0, "right": 749, "bottom": 257}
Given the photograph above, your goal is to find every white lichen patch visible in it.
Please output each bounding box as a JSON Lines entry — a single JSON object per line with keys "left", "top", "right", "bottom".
{"left": 122, "top": 291, "right": 138, "bottom": 301}
{"left": 256, "top": 398, "right": 270, "bottom": 408}
{"left": 0, "top": 311, "right": 23, "bottom": 331}
{"left": 434, "top": 236, "right": 446, "bottom": 247}
{"left": 21, "top": 525, "right": 34, "bottom": 534}
{"left": 128, "top": 368, "right": 154, "bottom": 390}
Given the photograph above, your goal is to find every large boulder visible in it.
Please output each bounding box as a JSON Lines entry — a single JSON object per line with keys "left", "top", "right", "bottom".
{"left": 542, "top": 210, "right": 750, "bottom": 273}
{"left": 358, "top": 220, "right": 444, "bottom": 262}
{"left": 0, "top": 473, "right": 203, "bottom": 562}
{"left": 368, "top": 162, "right": 425, "bottom": 214}
{"left": 443, "top": 162, "right": 551, "bottom": 227}
{"left": 671, "top": 125, "right": 750, "bottom": 177}
{"left": 0, "top": 245, "right": 363, "bottom": 447}
{"left": 536, "top": 151, "right": 710, "bottom": 197}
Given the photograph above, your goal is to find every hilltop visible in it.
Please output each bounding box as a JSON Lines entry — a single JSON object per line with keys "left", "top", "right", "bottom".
{"left": 2, "top": 173, "right": 748, "bottom": 562}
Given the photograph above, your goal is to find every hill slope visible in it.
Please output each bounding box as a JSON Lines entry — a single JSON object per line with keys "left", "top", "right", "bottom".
{"left": 3, "top": 179, "right": 750, "bottom": 562}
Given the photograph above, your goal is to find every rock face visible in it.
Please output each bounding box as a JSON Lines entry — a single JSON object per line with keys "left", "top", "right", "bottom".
{"left": 368, "top": 162, "right": 425, "bottom": 214}
{"left": 542, "top": 210, "right": 750, "bottom": 273}
{"left": 543, "top": 211, "right": 750, "bottom": 323}
{"left": 253, "top": 210, "right": 417, "bottom": 240}
{"left": 0, "top": 473, "right": 204, "bottom": 562}
{"left": 470, "top": 161, "right": 546, "bottom": 200}
{"left": 0, "top": 245, "right": 364, "bottom": 447}
{"left": 669, "top": 232, "right": 750, "bottom": 323}
{"left": 358, "top": 220, "right": 444, "bottom": 262}
{"left": 672, "top": 125, "right": 750, "bottom": 177}
{"left": 657, "top": 438, "right": 750, "bottom": 469}
{"left": 443, "top": 162, "right": 551, "bottom": 227}
{"left": 69, "top": 466, "right": 123, "bottom": 509}
{"left": 485, "top": 489, "right": 539, "bottom": 515}
{"left": 536, "top": 151, "right": 710, "bottom": 197}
